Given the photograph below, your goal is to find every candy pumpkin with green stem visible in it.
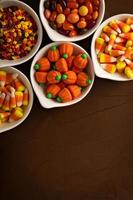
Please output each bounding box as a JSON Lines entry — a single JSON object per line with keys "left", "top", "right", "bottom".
{"left": 62, "top": 70, "right": 77, "bottom": 84}
{"left": 47, "top": 70, "right": 61, "bottom": 84}
{"left": 59, "top": 43, "right": 74, "bottom": 59}
{"left": 55, "top": 58, "right": 68, "bottom": 73}
{"left": 47, "top": 45, "right": 60, "bottom": 62}
{"left": 34, "top": 57, "right": 50, "bottom": 71}
{"left": 56, "top": 88, "right": 72, "bottom": 103}
{"left": 73, "top": 53, "right": 88, "bottom": 69}
{"left": 35, "top": 72, "right": 47, "bottom": 84}
{"left": 67, "top": 85, "right": 82, "bottom": 99}
{"left": 46, "top": 84, "right": 61, "bottom": 99}
{"left": 77, "top": 72, "right": 92, "bottom": 87}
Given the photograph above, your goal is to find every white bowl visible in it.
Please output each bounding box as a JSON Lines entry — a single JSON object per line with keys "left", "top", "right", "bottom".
{"left": 39, "top": 0, "right": 105, "bottom": 42}
{"left": 0, "top": 0, "right": 43, "bottom": 67}
{"left": 30, "top": 42, "right": 95, "bottom": 108}
{"left": 0, "top": 67, "right": 33, "bottom": 133}
{"left": 91, "top": 14, "right": 133, "bottom": 81}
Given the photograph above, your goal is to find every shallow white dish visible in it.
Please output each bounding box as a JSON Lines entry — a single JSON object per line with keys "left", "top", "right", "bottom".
{"left": 91, "top": 14, "right": 133, "bottom": 81}
{"left": 39, "top": 0, "right": 105, "bottom": 42}
{"left": 30, "top": 42, "right": 95, "bottom": 109}
{"left": 0, "top": 67, "right": 33, "bottom": 133}
{"left": 0, "top": 0, "right": 43, "bottom": 67}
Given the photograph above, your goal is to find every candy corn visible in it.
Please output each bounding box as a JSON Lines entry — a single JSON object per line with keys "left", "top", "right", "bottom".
{"left": 6, "top": 73, "right": 18, "bottom": 84}
{"left": 99, "top": 53, "right": 117, "bottom": 63}
{"left": 116, "top": 20, "right": 130, "bottom": 33}
{"left": 116, "top": 61, "right": 126, "bottom": 73}
{"left": 10, "top": 91, "right": 16, "bottom": 109}
{"left": 15, "top": 91, "right": 23, "bottom": 107}
{"left": 119, "top": 33, "right": 133, "bottom": 40}
{"left": 0, "top": 93, "right": 6, "bottom": 108}
{"left": 95, "top": 38, "right": 105, "bottom": 54}
{"left": 120, "top": 48, "right": 133, "bottom": 61}
{"left": 125, "top": 59, "right": 133, "bottom": 69}
{"left": 0, "top": 71, "right": 6, "bottom": 87}
{"left": 126, "top": 40, "right": 133, "bottom": 48}
{"left": 100, "top": 32, "right": 110, "bottom": 42}
{"left": 126, "top": 18, "right": 133, "bottom": 25}
{"left": 23, "top": 88, "right": 29, "bottom": 106}
{"left": 0, "top": 112, "right": 10, "bottom": 122}
{"left": 2, "top": 94, "right": 10, "bottom": 111}
{"left": 115, "top": 37, "right": 126, "bottom": 43}
{"left": 103, "top": 25, "right": 118, "bottom": 35}
{"left": 101, "top": 64, "right": 116, "bottom": 74}
{"left": 106, "top": 34, "right": 116, "bottom": 51}
{"left": 109, "top": 50, "right": 125, "bottom": 57}
{"left": 113, "top": 44, "right": 126, "bottom": 51}
{"left": 9, "top": 107, "right": 24, "bottom": 123}
{"left": 109, "top": 20, "right": 121, "bottom": 33}
{"left": 124, "top": 67, "right": 133, "bottom": 78}
{"left": 14, "top": 78, "right": 25, "bottom": 92}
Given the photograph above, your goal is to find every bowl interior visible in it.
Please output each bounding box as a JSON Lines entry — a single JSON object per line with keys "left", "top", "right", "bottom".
{"left": 0, "top": 67, "right": 33, "bottom": 133}
{"left": 30, "top": 42, "right": 95, "bottom": 108}
{"left": 91, "top": 14, "right": 133, "bottom": 81}
{"left": 0, "top": 0, "right": 43, "bottom": 67}
{"left": 39, "top": 0, "right": 105, "bottom": 42}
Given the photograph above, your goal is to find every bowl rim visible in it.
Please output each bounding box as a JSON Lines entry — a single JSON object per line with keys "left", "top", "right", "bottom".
{"left": 0, "top": 0, "right": 43, "bottom": 67}
{"left": 30, "top": 42, "right": 95, "bottom": 108}
{"left": 91, "top": 13, "right": 133, "bottom": 81}
{"left": 39, "top": 0, "right": 105, "bottom": 42}
{"left": 0, "top": 66, "right": 34, "bottom": 134}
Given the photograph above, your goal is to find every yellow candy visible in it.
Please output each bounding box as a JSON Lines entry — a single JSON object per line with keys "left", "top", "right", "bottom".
{"left": 116, "top": 61, "right": 126, "bottom": 73}
{"left": 126, "top": 40, "right": 133, "bottom": 48}
{"left": 56, "top": 14, "right": 65, "bottom": 24}
{"left": 122, "top": 24, "right": 130, "bottom": 33}
{"left": 125, "top": 67, "right": 133, "bottom": 79}
{"left": 79, "top": 6, "right": 88, "bottom": 17}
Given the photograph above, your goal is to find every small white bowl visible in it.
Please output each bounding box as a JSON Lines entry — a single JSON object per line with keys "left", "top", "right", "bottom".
{"left": 39, "top": 0, "right": 105, "bottom": 42}
{"left": 0, "top": 0, "right": 43, "bottom": 67}
{"left": 30, "top": 42, "right": 95, "bottom": 109}
{"left": 91, "top": 14, "right": 133, "bottom": 81}
{"left": 0, "top": 67, "right": 33, "bottom": 133}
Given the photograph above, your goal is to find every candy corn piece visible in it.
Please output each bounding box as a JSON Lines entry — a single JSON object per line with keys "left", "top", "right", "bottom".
{"left": 119, "top": 33, "right": 133, "bottom": 40}
{"left": 113, "top": 44, "right": 126, "bottom": 51}
{"left": 125, "top": 59, "right": 133, "bottom": 69}
{"left": 15, "top": 91, "right": 23, "bottom": 107}
{"left": 116, "top": 20, "right": 130, "bottom": 33}
{"left": 120, "top": 48, "right": 133, "bottom": 61}
{"left": 115, "top": 37, "right": 126, "bottom": 43}
{"left": 6, "top": 73, "right": 18, "bottom": 85}
{"left": 14, "top": 78, "right": 25, "bottom": 92}
{"left": 126, "top": 18, "right": 133, "bottom": 25}
{"left": 2, "top": 94, "right": 10, "bottom": 111}
{"left": 23, "top": 88, "right": 29, "bottom": 106}
{"left": 99, "top": 53, "right": 117, "bottom": 63}
{"left": 101, "top": 64, "right": 116, "bottom": 74}
{"left": 10, "top": 91, "right": 16, "bottom": 109}
{"left": 106, "top": 34, "right": 117, "bottom": 51}
{"left": 100, "top": 32, "right": 110, "bottom": 42}
{"left": 126, "top": 40, "right": 133, "bottom": 48}
{"left": 103, "top": 25, "right": 118, "bottom": 35}
{"left": 9, "top": 107, "right": 24, "bottom": 123}
{"left": 0, "top": 93, "right": 6, "bottom": 108}
{"left": 6, "top": 85, "right": 16, "bottom": 93}
{"left": 95, "top": 38, "right": 105, "bottom": 54}
{"left": 116, "top": 61, "right": 126, "bottom": 73}
{"left": 0, "top": 71, "right": 6, "bottom": 87}
{"left": 0, "top": 112, "right": 10, "bottom": 122}
{"left": 130, "top": 25, "right": 133, "bottom": 31}
{"left": 124, "top": 67, "right": 133, "bottom": 78}
{"left": 109, "top": 20, "right": 121, "bottom": 33}
{"left": 109, "top": 50, "right": 125, "bottom": 57}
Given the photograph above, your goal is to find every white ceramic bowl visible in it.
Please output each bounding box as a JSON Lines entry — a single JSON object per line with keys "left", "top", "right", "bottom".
{"left": 0, "top": 0, "right": 43, "bottom": 67}
{"left": 0, "top": 67, "right": 33, "bottom": 133}
{"left": 39, "top": 0, "right": 105, "bottom": 42}
{"left": 30, "top": 42, "right": 95, "bottom": 108}
{"left": 91, "top": 14, "right": 133, "bottom": 81}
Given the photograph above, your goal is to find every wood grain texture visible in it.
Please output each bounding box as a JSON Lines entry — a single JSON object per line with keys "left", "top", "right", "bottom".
{"left": 0, "top": 0, "right": 133, "bottom": 199}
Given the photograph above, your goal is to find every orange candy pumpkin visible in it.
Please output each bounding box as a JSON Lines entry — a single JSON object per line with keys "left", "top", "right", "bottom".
{"left": 62, "top": 70, "right": 77, "bottom": 84}
{"left": 34, "top": 57, "right": 50, "bottom": 72}
{"left": 35, "top": 72, "right": 47, "bottom": 84}
{"left": 66, "top": 55, "right": 75, "bottom": 68}
{"left": 77, "top": 72, "right": 92, "bottom": 87}
{"left": 73, "top": 53, "right": 88, "bottom": 69}
{"left": 72, "top": 65, "right": 83, "bottom": 73}
{"left": 56, "top": 88, "right": 72, "bottom": 103}
{"left": 67, "top": 85, "right": 81, "bottom": 99}
{"left": 47, "top": 70, "right": 61, "bottom": 84}
{"left": 59, "top": 43, "right": 74, "bottom": 58}
{"left": 47, "top": 45, "right": 60, "bottom": 62}
{"left": 46, "top": 84, "right": 61, "bottom": 99}
{"left": 55, "top": 58, "right": 68, "bottom": 73}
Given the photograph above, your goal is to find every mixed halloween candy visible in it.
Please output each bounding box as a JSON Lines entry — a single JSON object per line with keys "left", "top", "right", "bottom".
{"left": 0, "top": 70, "right": 29, "bottom": 125}
{"left": 34, "top": 43, "right": 92, "bottom": 103}
{"left": 0, "top": 6, "right": 38, "bottom": 60}
{"left": 95, "top": 17, "right": 133, "bottom": 78}
{"left": 44, "top": 0, "right": 100, "bottom": 37}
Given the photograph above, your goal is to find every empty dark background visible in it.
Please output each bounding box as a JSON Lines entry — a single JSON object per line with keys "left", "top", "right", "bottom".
{"left": 0, "top": 0, "right": 133, "bottom": 199}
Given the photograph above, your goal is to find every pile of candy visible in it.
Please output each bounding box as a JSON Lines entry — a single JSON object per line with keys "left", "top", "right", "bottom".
{"left": 95, "top": 17, "right": 133, "bottom": 78}
{"left": 0, "top": 70, "right": 29, "bottom": 125}
{"left": 34, "top": 43, "right": 92, "bottom": 103}
{"left": 0, "top": 6, "right": 38, "bottom": 60}
{"left": 44, "top": 0, "right": 100, "bottom": 37}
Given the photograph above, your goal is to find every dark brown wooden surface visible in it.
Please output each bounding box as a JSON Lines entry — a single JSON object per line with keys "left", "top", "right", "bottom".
{"left": 0, "top": 0, "right": 133, "bottom": 199}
